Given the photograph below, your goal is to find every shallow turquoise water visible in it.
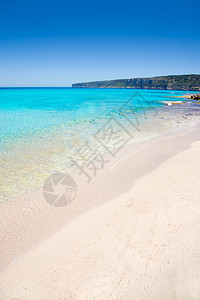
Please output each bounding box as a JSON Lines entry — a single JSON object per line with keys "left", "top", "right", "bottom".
{"left": 0, "top": 88, "right": 193, "bottom": 141}
{"left": 0, "top": 88, "right": 198, "bottom": 199}
{"left": 0, "top": 88, "right": 162, "bottom": 141}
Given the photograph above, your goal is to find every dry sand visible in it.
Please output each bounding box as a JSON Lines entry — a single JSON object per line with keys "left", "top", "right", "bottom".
{"left": 1, "top": 130, "right": 200, "bottom": 299}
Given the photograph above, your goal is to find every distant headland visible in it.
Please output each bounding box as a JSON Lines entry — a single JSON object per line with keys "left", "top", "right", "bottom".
{"left": 72, "top": 74, "right": 200, "bottom": 91}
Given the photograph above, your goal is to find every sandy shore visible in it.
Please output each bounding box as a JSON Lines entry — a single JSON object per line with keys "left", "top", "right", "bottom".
{"left": 1, "top": 123, "right": 200, "bottom": 299}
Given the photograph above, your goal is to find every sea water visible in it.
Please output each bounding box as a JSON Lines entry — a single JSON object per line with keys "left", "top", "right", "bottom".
{"left": 0, "top": 88, "right": 199, "bottom": 200}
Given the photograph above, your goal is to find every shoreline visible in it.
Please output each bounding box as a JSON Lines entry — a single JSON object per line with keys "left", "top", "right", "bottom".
{"left": 1, "top": 88, "right": 199, "bottom": 202}
{"left": 1, "top": 120, "right": 200, "bottom": 298}
{"left": 1, "top": 118, "right": 200, "bottom": 273}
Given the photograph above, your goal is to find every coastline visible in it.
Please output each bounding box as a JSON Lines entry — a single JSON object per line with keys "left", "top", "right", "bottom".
{"left": 1, "top": 119, "right": 200, "bottom": 298}
{"left": 0, "top": 118, "right": 200, "bottom": 272}
{"left": 0, "top": 88, "right": 198, "bottom": 201}
{"left": 2, "top": 0, "right": 200, "bottom": 296}
{"left": 71, "top": 74, "right": 200, "bottom": 90}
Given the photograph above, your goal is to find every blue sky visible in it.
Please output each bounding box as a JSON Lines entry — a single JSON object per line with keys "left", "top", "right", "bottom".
{"left": 0, "top": 0, "right": 200, "bottom": 87}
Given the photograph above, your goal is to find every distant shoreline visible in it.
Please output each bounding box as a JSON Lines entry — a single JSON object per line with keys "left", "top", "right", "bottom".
{"left": 72, "top": 74, "right": 200, "bottom": 91}
{"left": 0, "top": 87, "right": 199, "bottom": 91}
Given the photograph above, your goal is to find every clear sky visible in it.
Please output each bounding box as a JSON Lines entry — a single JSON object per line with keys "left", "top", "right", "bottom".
{"left": 0, "top": 0, "right": 200, "bottom": 87}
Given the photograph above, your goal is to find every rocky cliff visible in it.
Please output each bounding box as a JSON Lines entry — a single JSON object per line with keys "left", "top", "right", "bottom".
{"left": 72, "top": 74, "right": 200, "bottom": 91}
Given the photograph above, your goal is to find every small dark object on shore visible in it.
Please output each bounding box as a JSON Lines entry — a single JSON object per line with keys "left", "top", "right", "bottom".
{"left": 189, "top": 94, "right": 200, "bottom": 100}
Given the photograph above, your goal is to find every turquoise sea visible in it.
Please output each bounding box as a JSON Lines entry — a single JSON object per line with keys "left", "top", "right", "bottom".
{"left": 0, "top": 88, "right": 199, "bottom": 200}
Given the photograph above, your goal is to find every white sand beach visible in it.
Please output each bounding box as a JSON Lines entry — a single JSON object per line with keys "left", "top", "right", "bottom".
{"left": 1, "top": 123, "right": 200, "bottom": 299}
{"left": 1, "top": 0, "right": 200, "bottom": 297}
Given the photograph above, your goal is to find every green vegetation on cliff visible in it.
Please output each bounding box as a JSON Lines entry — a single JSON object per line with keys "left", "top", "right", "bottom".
{"left": 72, "top": 74, "right": 200, "bottom": 91}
